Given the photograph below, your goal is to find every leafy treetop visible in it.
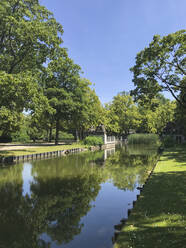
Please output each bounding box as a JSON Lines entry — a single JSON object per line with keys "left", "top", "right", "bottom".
{"left": 130, "top": 30, "right": 186, "bottom": 107}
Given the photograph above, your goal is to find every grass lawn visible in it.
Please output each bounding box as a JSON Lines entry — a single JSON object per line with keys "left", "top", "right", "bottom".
{"left": 115, "top": 144, "right": 186, "bottom": 248}
{"left": 0, "top": 143, "right": 88, "bottom": 157}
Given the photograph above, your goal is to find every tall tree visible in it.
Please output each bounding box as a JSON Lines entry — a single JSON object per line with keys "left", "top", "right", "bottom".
{"left": 0, "top": 0, "right": 63, "bottom": 73}
{"left": 144, "top": 101, "right": 176, "bottom": 134}
{"left": 43, "top": 49, "right": 82, "bottom": 145}
{"left": 71, "top": 78, "right": 104, "bottom": 141}
{"left": 130, "top": 30, "right": 186, "bottom": 107}
{"left": 0, "top": 0, "right": 63, "bottom": 136}
{"left": 105, "top": 93, "right": 141, "bottom": 135}
{"left": 136, "top": 94, "right": 176, "bottom": 134}
{"left": 0, "top": 71, "right": 48, "bottom": 136}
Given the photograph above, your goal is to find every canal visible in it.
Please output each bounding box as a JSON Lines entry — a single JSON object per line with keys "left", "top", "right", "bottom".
{"left": 0, "top": 144, "right": 158, "bottom": 248}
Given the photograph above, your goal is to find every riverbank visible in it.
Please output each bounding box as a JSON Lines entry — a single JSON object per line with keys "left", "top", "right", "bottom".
{"left": 0, "top": 143, "right": 87, "bottom": 156}
{"left": 114, "top": 144, "right": 186, "bottom": 248}
{"left": 0, "top": 142, "right": 117, "bottom": 164}
{"left": 0, "top": 143, "right": 90, "bottom": 164}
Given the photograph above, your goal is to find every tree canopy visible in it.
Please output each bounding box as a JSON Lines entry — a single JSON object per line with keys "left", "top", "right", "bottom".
{"left": 0, "top": 0, "right": 63, "bottom": 137}
{"left": 0, "top": 0, "right": 63, "bottom": 73}
{"left": 105, "top": 93, "right": 141, "bottom": 135}
{"left": 130, "top": 30, "right": 186, "bottom": 107}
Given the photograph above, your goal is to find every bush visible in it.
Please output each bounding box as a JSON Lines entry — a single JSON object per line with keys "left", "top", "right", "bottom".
{"left": 128, "top": 133, "right": 160, "bottom": 146}
{"left": 58, "top": 131, "right": 74, "bottom": 140}
{"left": 83, "top": 136, "right": 104, "bottom": 146}
{"left": 12, "top": 129, "right": 30, "bottom": 143}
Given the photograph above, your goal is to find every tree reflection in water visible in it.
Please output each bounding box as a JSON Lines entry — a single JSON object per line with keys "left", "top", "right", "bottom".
{"left": 104, "top": 145, "right": 159, "bottom": 190}
{"left": 0, "top": 145, "right": 158, "bottom": 248}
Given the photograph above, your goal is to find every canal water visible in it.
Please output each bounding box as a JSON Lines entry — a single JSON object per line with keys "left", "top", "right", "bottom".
{"left": 0, "top": 144, "right": 158, "bottom": 248}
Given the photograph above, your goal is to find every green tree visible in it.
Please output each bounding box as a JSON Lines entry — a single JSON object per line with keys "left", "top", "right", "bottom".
{"left": 137, "top": 97, "right": 176, "bottom": 134}
{"left": 130, "top": 30, "right": 186, "bottom": 107}
{"left": 71, "top": 78, "right": 104, "bottom": 140}
{"left": 0, "top": 0, "right": 63, "bottom": 136}
{"left": 0, "top": 0, "right": 63, "bottom": 73}
{"left": 105, "top": 93, "right": 141, "bottom": 135}
{"left": 146, "top": 101, "right": 176, "bottom": 134}
{"left": 0, "top": 71, "right": 48, "bottom": 137}
{"left": 43, "top": 49, "right": 82, "bottom": 144}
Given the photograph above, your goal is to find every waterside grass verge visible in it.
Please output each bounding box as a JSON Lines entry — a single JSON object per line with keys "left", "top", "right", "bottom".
{"left": 0, "top": 143, "right": 88, "bottom": 157}
{"left": 114, "top": 144, "right": 186, "bottom": 248}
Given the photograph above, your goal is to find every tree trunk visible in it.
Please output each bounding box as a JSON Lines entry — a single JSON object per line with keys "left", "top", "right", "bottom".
{"left": 46, "top": 129, "right": 49, "bottom": 142}
{"left": 79, "top": 129, "right": 82, "bottom": 141}
{"left": 49, "top": 126, "right": 52, "bottom": 143}
{"left": 75, "top": 129, "right": 79, "bottom": 142}
{"left": 55, "top": 120, "right": 59, "bottom": 145}
{"left": 82, "top": 128, "right": 85, "bottom": 140}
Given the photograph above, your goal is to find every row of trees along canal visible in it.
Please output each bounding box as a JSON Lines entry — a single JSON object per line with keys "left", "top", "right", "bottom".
{"left": 0, "top": 1, "right": 185, "bottom": 144}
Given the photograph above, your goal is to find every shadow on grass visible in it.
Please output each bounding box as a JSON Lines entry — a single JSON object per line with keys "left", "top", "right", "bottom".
{"left": 160, "top": 145, "right": 186, "bottom": 165}
{"left": 115, "top": 169, "right": 186, "bottom": 248}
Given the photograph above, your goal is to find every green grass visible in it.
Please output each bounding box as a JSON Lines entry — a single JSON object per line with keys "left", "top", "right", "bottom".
{"left": 0, "top": 143, "right": 88, "bottom": 157}
{"left": 115, "top": 144, "right": 186, "bottom": 248}
{"left": 128, "top": 133, "right": 160, "bottom": 146}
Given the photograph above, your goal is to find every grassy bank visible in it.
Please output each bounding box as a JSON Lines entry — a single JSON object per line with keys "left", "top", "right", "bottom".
{"left": 0, "top": 143, "right": 88, "bottom": 157}
{"left": 115, "top": 144, "right": 186, "bottom": 248}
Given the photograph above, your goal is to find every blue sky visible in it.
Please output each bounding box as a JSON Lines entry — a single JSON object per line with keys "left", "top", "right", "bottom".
{"left": 41, "top": 0, "right": 186, "bottom": 104}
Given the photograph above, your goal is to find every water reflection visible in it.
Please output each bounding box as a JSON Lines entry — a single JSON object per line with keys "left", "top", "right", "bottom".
{"left": 105, "top": 145, "right": 158, "bottom": 190}
{"left": 0, "top": 145, "right": 158, "bottom": 248}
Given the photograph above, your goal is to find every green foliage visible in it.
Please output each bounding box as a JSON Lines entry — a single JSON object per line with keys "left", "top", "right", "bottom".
{"left": 130, "top": 30, "right": 185, "bottom": 138}
{"left": 83, "top": 136, "right": 104, "bottom": 146}
{"left": 70, "top": 78, "right": 104, "bottom": 141}
{"left": 174, "top": 95, "right": 186, "bottom": 137}
{"left": 0, "top": 71, "right": 50, "bottom": 135}
{"left": 0, "top": 0, "right": 63, "bottom": 74}
{"left": 131, "top": 30, "right": 186, "bottom": 107}
{"left": 43, "top": 48, "right": 82, "bottom": 144}
{"left": 128, "top": 133, "right": 160, "bottom": 146}
{"left": 105, "top": 93, "right": 141, "bottom": 135}
{"left": 161, "top": 135, "right": 175, "bottom": 148}
{"left": 12, "top": 131, "right": 30, "bottom": 143}
{"left": 138, "top": 98, "right": 176, "bottom": 134}
{"left": 58, "top": 132, "right": 74, "bottom": 140}
{"left": 0, "top": 0, "right": 63, "bottom": 135}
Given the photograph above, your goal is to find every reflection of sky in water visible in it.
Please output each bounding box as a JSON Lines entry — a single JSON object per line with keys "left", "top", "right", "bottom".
{"left": 22, "top": 162, "right": 34, "bottom": 197}
{"left": 0, "top": 146, "right": 157, "bottom": 248}
{"left": 40, "top": 181, "right": 139, "bottom": 248}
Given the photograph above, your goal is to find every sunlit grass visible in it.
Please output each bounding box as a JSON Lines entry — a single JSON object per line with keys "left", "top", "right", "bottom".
{"left": 0, "top": 143, "right": 88, "bottom": 157}
{"left": 115, "top": 145, "right": 186, "bottom": 248}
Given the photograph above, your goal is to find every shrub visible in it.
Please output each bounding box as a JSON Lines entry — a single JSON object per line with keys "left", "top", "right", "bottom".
{"left": 128, "top": 133, "right": 160, "bottom": 146}
{"left": 12, "top": 130, "right": 30, "bottom": 143}
{"left": 83, "top": 136, "right": 104, "bottom": 146}
{"left": 58, "top": 132, "right": 74, "bottom": 140}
